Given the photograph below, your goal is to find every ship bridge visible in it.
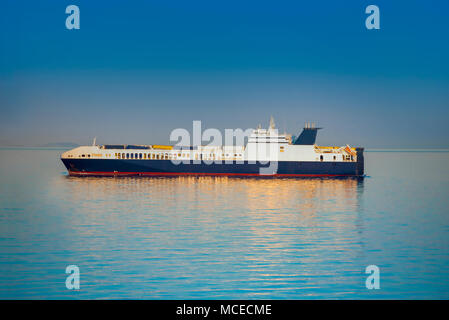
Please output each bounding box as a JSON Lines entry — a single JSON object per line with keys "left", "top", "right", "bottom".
{"left": 247, "top": 117, "right": 292, "bottom": 145}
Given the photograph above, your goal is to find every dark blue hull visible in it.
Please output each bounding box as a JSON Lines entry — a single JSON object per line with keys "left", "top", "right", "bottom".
{"left": 61, "top": 158, "right": 362, "bottom": 177}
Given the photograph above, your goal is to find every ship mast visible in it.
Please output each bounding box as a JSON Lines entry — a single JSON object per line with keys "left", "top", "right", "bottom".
{"left": 269, "top": 116, "right": 275, "bottom": 130}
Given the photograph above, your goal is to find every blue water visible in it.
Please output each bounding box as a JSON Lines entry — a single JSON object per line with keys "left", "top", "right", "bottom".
{"left": 0, "top": 148, "right": 448, "bottom": 299}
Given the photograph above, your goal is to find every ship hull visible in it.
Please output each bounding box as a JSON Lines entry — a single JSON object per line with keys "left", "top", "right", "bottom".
{"left": 61, "top": 159, "right": 361, "bottom": 177}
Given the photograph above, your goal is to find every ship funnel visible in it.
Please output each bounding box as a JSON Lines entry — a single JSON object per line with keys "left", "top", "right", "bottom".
{"left": 293, "top": 123, "right": 322, "bottom": 145}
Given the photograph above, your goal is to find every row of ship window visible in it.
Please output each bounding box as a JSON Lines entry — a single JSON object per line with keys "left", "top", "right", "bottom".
{"left": 319, "top": 155, "right": 354, "bottom": 161}
{"left": 113, "top": 153, "right": 243, "bottom": 160}
{"left": 74, "top": 153, "right": 353, "bottom": 161}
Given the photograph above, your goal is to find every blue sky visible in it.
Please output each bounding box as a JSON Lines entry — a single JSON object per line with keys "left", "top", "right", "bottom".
{"left": 0, "top": 0, "right": 448, "bottom": 148}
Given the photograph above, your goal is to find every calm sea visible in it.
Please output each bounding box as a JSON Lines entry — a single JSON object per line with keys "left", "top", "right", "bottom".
{"left": 0, "top": 148, "right": 448, "bottom": 299}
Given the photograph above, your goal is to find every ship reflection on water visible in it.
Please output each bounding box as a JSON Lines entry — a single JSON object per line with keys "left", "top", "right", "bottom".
{"left": 61, "top": 175, "right": 364, "bottom": 220}
{"left": 53, "top": 175, "right": 367, "bottom": 298}
{"left": 59, "top": 176, "right": 365, "bottom": 247}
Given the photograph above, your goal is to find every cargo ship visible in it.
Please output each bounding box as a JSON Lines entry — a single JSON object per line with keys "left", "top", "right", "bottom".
{"left": 61, "top": 118, "right": 364, "bottom": 177}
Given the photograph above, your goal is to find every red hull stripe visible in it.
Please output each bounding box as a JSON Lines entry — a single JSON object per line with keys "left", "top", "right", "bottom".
{"left": 68, "top": 170, "right": 354, "bottom": 177}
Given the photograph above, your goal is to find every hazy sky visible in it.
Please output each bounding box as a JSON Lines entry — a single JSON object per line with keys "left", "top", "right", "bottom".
{"left": 1, "top": 0, "right": 448, "bottom": 148}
